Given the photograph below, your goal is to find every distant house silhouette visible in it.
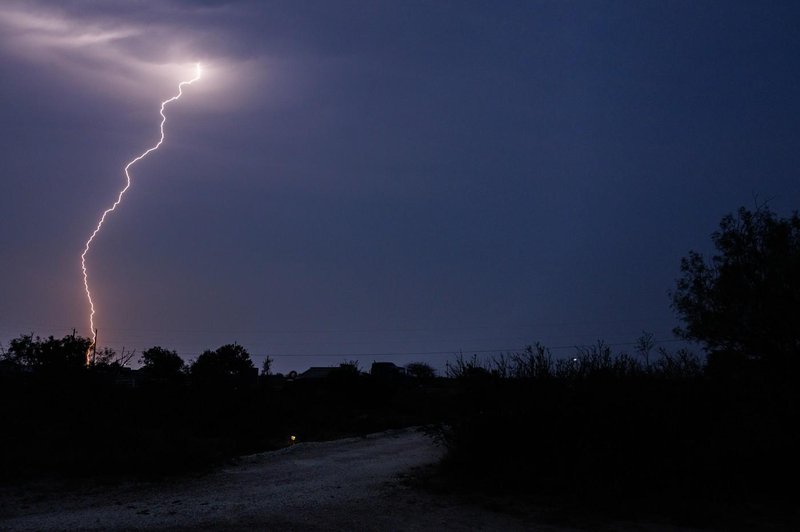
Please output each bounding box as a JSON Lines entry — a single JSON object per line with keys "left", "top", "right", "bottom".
{"left": 370, "top": 362, "right": 406, "bottom": 378}
{"left": 297, "top": 367, "right": 336, "bottom": 380}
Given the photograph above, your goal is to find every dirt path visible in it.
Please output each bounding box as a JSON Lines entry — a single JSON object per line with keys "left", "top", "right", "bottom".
{"left": 0, "top": 428, "right": 575, "bottom": 531}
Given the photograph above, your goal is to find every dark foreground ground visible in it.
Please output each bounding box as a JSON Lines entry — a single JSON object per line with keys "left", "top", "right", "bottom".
{"left": 2, "top": 339, "right": 798, "bottom": 530}
{"left": 0, "top": 428, "right": 699, "bottom": 531}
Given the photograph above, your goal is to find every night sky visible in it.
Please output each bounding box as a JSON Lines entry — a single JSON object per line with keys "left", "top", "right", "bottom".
{"left": 2, "top": 1, "right": 799, "bottom": 374}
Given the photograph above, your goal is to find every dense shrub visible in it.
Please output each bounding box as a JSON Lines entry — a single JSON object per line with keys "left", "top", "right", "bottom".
{"left": 436, "top": 344, "right": 798, "bottom": 524}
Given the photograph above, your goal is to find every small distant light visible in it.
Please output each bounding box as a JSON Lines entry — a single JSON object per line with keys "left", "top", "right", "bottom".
{"left": 290, "top": 435, "right": 297, "bottom": 442}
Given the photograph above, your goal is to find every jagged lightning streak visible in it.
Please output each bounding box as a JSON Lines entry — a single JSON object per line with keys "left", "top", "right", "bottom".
{"left": 81, "top": 63, "right": 201, "bottom": 363}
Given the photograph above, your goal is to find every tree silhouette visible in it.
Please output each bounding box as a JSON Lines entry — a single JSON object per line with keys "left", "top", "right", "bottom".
{"left": 2, "top": 333, "right": 89, "bottom": 372}
{"left": 140, "top": 346, "right": 186, "bottom": 379}
{"left": 672, "top": 205, "right": 800, "bottom": 372}
{"left": 190, "top": 344, "right": 255, "bottom": 388}
{"left": 261, "top": 355, "right": 273, "bottom": 376}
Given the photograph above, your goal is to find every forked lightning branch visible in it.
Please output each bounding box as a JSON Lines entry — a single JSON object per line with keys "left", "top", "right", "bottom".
{"left": 80, "top": 64, "right": 202, "bottom": 363}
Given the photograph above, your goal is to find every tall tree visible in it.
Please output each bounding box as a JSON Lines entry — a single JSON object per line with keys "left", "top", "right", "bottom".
{"left": 672, "top": 205, "right": 800, "bottom": 371}
{"left": 190, "top": 344, "right": 255, "bottom": 388}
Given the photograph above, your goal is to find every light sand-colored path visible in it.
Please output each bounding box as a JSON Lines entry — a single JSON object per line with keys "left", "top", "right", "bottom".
{"left": 0, "top": 428, "right": 574, "bottom": 531}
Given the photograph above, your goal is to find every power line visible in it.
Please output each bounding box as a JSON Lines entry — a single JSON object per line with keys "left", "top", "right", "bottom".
{"left": 63, "top": 332, "right": 681, "bottom": 358}
{"left": 0, "top": 316, "right": 676, "bottom": 336}
{"left": 1, "top": 326, "right": 687, "bottom": 361}
{"left": 69, "top": 330, "right": 677, "bottom": 349}
{"left": 244, "top": 338, "right": 687, "bottom": 358}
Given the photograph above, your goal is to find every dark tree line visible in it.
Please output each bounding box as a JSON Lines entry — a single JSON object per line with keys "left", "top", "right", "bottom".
{"left": 1, "top": 333, "right": 89, "bottom": 372}
{"left": 1, "top": 337, "right": 256, "bottom": 385}
{"left": 0, "top": 332, "right": 445, "bottom": 481}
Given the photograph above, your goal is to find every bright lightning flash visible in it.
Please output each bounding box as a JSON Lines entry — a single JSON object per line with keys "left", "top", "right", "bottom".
{"left": 80, "top": 63, "right": 201, "bottom": 364}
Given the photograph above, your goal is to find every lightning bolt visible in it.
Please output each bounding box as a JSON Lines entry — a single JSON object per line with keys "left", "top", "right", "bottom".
{"left": 80, "top": 63, "right": 201, "bottom": 364}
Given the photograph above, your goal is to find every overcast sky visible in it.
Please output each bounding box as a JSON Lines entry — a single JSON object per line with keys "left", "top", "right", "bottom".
{"left": 2, "top": 1, "right": 799, "bottom": 373}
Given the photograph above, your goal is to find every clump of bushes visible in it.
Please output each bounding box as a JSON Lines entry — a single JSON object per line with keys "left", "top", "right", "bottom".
{"left": 437, "top": 340, "right": 797, "bottom": 525}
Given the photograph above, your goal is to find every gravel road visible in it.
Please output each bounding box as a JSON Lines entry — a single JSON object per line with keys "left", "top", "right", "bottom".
{"left": 0, "top": 428, "right": 573, "bottom": 531}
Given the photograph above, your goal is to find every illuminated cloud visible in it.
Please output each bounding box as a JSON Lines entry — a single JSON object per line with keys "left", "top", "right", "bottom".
{"left": 0, "top": 1, "right": 265, "bottom": 102}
